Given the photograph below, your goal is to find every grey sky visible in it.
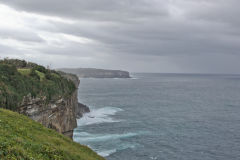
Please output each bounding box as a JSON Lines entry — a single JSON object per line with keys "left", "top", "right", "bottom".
{"left": 0, "top": 0, "right": 239, "bottom": 73}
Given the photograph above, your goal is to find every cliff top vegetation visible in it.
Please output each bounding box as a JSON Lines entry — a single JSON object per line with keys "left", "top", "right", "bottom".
{"left": 0, "top": 58, "right": 76, "bottom": 111}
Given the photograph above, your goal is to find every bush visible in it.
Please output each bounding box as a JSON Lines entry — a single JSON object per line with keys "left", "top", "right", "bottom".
{"left": 33, "top": 65, "right": 47, "bottom": 73}
{"left": 0, "top": 59, "right": 27, "bottom": 68}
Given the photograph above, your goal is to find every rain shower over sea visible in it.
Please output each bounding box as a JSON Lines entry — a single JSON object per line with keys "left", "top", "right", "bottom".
{"left": 73, "top": 73, "right": 240, "bottom": 160}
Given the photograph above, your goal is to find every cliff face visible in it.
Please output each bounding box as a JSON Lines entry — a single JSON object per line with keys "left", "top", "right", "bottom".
{"left": 19, "top": 75, "right": 79, "bottom": 138}
{"left": 18, "top": 72, "right": 90, "bottom": 138}
{"left": 59, "top": 72, "right": 90, "bottom": 118}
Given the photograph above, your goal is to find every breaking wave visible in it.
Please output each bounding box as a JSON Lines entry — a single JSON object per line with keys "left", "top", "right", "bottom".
{"left": 73, "top": 131, "right": 147, "bottom": 157}
{"left": 77, "top": 106, "right": 123, "bottom": 126}
{"left": 74, "top": 132, "right": 140, "bottom": 142}
{"left": 74, "top": 106, "right": 149, "bottom": 157}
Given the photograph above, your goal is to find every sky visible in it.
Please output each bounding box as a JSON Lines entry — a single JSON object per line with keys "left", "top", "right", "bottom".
{"left": 0, "top": 0, "right": 239, "bottom": 73}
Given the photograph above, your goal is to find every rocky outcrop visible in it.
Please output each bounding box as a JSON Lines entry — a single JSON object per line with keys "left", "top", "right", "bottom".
{"left": 76, "top": 103, "right": 90, "bottom": 119}
{"left": 58, "top": 68, "right": 131, "bottom": 78}
{"left": 18, "top": 72, "right": 85, "bottom": 139}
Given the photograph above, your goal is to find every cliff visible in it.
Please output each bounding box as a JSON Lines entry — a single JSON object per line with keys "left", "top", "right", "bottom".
{"left": 19, "top": 82, "right": 78, "bottom": 138}
{"left": 58, "top": 68, "right": 131, "bottom": 78}
{"left": 0, "top": 59, "right": 89, "bottom": 139}
{"left": 0, "top": 59, "right": 104, "bottom": 159}
{"left": 58, "top": 71, "right": 90, "bottom": 119}
{"left": 19, "top": 72, "right": 90, "bottom": 138}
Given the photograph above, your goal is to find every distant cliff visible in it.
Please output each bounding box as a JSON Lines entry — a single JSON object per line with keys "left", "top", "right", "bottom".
{"left": 58, "top": 68, "right": 131, "bottom": 78}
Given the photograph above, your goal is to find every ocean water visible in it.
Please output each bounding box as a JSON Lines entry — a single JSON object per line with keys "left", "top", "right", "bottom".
{"left": 73, "top": 73, "right": 240, "bottom": 160}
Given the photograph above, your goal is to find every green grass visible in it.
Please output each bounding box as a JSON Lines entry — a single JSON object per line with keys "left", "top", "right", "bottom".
{"left": 18, "top": 69, "right": 45, "bottom": 81}
{"left": 17, "top": 68, "right": 31, "bottom": 76}
{"left": 51, "top": 73, "right": 61, "bottom": 79}
{"left": 0, "top": 108, "right": 105, "bottom": 160}
{"left": 35, "top": 70, "right": 45, "bottom": 81}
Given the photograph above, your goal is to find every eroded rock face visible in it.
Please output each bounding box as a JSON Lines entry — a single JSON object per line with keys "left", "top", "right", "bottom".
{"left": 19, "top": 73, "right": 80, "bottom": 139}
{"left": 19, "top": 90, "right": 78, "bottom": 138}
{"left": 18, "top": 73, "right": 90, "bottom": 139}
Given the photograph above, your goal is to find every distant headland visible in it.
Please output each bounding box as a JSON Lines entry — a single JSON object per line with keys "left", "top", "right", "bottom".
{"left": 58, "top": 68, "right": 131, "bottom": 78}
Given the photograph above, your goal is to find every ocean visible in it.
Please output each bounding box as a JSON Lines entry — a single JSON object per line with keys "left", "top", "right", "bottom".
{"left": 73, "top": 73, "right": 240, "bottom": 160}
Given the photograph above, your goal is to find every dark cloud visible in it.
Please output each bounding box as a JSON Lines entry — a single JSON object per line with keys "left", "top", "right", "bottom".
{"left": 0, "top": 0, "right": 240, "bottom": 73}
{"left": 185, "top": 0, "right": 240, "bottom": 27}
{"left": 0, "top": 0, "right": 168, "bottom": 21}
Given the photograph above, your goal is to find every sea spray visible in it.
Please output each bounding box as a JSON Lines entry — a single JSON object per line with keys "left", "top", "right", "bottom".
{"left": 77, "top": 106, "right": 123, "bottom": 126}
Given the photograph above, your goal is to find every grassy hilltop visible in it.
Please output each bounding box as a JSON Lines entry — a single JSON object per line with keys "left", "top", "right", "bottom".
{"left": 0, "top": 108, "right": 104, "bottom": 160}
{"left": 0, "top": 59, "right": 76, "bottom": 111}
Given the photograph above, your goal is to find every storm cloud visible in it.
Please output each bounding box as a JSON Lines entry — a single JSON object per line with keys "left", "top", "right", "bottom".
{"left": 0, "top": 0, "right": 239, "bottom": 73}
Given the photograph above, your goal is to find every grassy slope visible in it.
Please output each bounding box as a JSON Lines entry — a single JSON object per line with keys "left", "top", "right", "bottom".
{"left": 0, "top": 108, "right": 105, "bottom": 160}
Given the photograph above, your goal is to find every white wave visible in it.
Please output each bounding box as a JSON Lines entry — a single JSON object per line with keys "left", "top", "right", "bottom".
{"left": 95, "top": 142, "right": 137, "bottom": 157}
{"left": 74, "top": 132, "right": 139, "bottom": 142}
{"left": 74, "top": 106, "right": 149, "bottom": 157}
{"left": 74, "top": 132, "right": 141, "bottom": 157}
{"left": 77, "top": 106, "right": 123, "bottom": 126}
{"left": 97, "top": 149, "right": 117, "bottom": 157}
{"left": 96, "top": 142, "right": 137, "bottom": 157}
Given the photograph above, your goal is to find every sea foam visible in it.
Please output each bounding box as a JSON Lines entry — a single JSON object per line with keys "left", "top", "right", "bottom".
{"left": 77, "top": 106, "right": 123, "bottom": 126}
{"left": 74, "top": 132, "right": 140, "bottom": 142}
{"left": 98, "top": 149, "right": 117, "bottom": 157}
{"left": 74, "top": 106, "right": 147, "bottom": 157}
{"left": 77, "top": 107, "right": 123, "bottom": 126}
{"left": 74, "top": 131, "right": 142, "bottom": 157}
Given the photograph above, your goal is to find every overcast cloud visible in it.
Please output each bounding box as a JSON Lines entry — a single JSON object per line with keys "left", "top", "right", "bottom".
{"left": 0, "top": 0, "right": 239, "bottom": 73}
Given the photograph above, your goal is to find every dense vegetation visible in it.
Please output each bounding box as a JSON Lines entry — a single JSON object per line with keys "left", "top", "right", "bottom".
{"left": 0, "top": 108, "right": 104, "bottom": 160}
{"left": 0, "top": 59, "right": 76, "bottom": 111}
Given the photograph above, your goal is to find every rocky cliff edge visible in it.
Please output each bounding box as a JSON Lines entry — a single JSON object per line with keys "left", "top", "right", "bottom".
{"left": 19, "top": 72, "right": 89, "bottom": 138}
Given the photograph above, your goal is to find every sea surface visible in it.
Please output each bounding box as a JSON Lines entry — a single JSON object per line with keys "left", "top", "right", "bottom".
{"left": 73, "top": 73, "right": 240, "bottom": 160}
